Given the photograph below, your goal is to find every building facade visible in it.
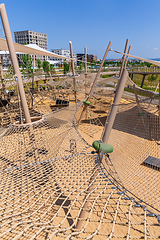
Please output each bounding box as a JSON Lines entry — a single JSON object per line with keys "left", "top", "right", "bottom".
{"left": 50, "top": 49, "right": 70, "bottom": 61}
{"left": 87, "top": 54, "right": 97, "bottom": 63}
{"left": 77, "top": 53, "right": 97, "bottom": 65}
{"left": 14, "top": 30, "right": 48, "bottom": 50}
{"left": 49, "top": 49, "right": 76, "bottom": 64}
{"left": 14, "top": 30, "right": 48, "bottom": 62}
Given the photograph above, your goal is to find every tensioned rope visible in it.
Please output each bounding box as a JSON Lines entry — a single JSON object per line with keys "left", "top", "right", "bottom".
{"left": 110, "top": 48, "right": 160, "bottom": 67}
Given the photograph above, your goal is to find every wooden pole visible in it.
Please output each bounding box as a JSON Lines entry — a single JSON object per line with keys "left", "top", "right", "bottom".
{"left": 158, "top": 80, "right": 160, "bottom": 119}
{"left": 78, "top": 41, "right": 111, "bottom": 125}
{"left": 31, "top": 54, "right": 35, "bottom": 107}
{"left": 0, "top": 3, "right": 31, "bottom": 123}
{"left": 100, "top": 69, "right": 128, "bottom": 160}
{"left": 124, "top": 45, "right": 131, "bottom": 69}
{"left": 32, "top": 54, "right": 35, "bottom": 90}
{"left": 87, "top": 41, "right": 111, "bottom": 100}
{"left": 69, "top": 41, "right": 76, "bottom": 102}
{"left": 85, "top": 46, "right": 87, "bottom": 78}
{"left": 133, "top": 84, "right": 145, "bottom": 130}
{"left": 0, "top": 57, "right": 6, "bottom": 99}
{"left": 119, "top": 39, "right": 129, "bottom": 78}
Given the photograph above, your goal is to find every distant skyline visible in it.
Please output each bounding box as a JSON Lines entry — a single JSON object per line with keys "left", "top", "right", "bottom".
{"left": 0, "top": 0, "right": 160, "bottom": 60}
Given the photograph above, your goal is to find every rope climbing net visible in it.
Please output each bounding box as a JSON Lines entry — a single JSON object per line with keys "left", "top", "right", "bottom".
{"left": 0, "top": 8, "right": 159, "bottom": 237}
{"left": 0, "top": 102, "right": 159, "bottom": 240}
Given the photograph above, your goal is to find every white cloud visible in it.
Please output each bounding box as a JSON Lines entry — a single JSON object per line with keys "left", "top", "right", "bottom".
{"left": 154, "top": 47, "right": 158, "bottom": 50}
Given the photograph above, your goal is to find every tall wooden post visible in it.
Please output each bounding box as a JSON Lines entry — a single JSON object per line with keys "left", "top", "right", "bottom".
{"left": 69, "top": 41, "right": 76, "bottom": 102}
{"left": 124, "top": 45, "right": 131, "bottom": 69}
{"left": 32, "top": 54, "right": 35, "bottom": 89}
{"left": 119, "top": 39, "right": 129, "bottom": 78}
{"left": 31, "top": 54, "right": 35, "bottom": 107}
{"left": 85, "top": 46, "right": 87, "bottom": 78}
{"left": 0, "top": 57, "right": 6, "bottom": 99}
{"left": 133, "top": 84, "right": 145, "bottom": 129}
{"left": 159, "top": 80, "right": 160, "bottom": 119}
{"left": 100, "top": 69, "right": 128, "bottom": 160}
{"left": 0, "top": 3, "right": 31, "bottom": 123}
{"left": 78, "top": 41, "right": 111, "bottom": 125}
{"left": 87, "top": 41, "right": 111, "bottom": 100}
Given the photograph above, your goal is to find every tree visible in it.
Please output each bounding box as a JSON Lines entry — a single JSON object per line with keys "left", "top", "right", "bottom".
{"left": 63, "top": 60, "right": 69, "bottom": 74}
{"left": 50, "top": 64, "right": 55, "bottom": 74}
{"left": 144, "top": 62, "right": 152, "bottom": 67}
{"left": 79, "top": 61, "right": 82, "bottom": 71}
{"left": 36, "top": 59, "right": 42, "bottom": 69}
{"left": 148, "top": 74, "right": 158, "bottom": 88}
{"left": 21, "top": 54, "right": 33, "bottom": 77}
{"left": 22, "top": 54, "right": 32, "bottom": 71}
{"left": 42, "top": 61, "right": 50, "bottom": 73}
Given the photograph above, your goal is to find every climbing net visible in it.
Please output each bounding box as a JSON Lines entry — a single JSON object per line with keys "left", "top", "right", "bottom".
{"left": 0, "top": 101, "right": 159, "bottom": 240}
{"left": 0, "top": 16, "right": 159, "bottom": 237}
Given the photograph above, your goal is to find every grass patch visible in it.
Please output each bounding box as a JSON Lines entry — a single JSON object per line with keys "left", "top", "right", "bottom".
{"left": 131, "top": 73, "right": 159, "bottom": 88}
{"left": 101, "top": 74, "right": 114, "bottom": 78}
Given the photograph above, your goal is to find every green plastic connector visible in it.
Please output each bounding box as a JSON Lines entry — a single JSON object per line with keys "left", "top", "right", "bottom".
{"left": 84, "top": 100, "right": 91, "bottom": 105}
{"left": 92, "top": 140, "right": 113, "bottom": 153}
{"left": 137, "top": 112, "right": 145, "bottom": 117}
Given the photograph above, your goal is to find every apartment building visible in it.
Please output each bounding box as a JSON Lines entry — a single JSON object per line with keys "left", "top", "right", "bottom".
{"left": 49, "top": 49, "right": 77, "bottom": 64}
{"left": 87, "top": 54, "right": 97, "bottom": 63}
{"left": 14, "top": 30, "right": 48, "bottom": 50}
{"left": 50, "top": 49, "right": 70, "bottom": 61}
{"left": 77, "top": 53, "right": 97, "bottom": 65}
{"left": 14, "top": 30, "right": 48, "bottom": 62}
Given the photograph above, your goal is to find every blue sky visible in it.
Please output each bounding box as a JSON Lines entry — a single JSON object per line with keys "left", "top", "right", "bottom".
{"left": 1, "top": 0, "right": 160, "bottom": 59}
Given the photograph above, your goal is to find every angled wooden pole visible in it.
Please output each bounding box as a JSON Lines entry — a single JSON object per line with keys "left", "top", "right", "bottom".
{"left": 69, "top": 41, "right": 76, "bottom": 102}
{"left": 32, "top": 54, "right": 35, "bottom": 89}
{"left": 119, "top": 39, "right": 129, "bottom": 78}
{"left": 0, "top": 57, "right": 6, "bottom": 99}
{"left": 133, "top": 84, "right": 145, "bottom": 130}
{"left": 87, "top": 41, "right": 111, "bottom": 100}
{"left": 85, "top": 46, "right": 87, "bottom": 78}
{"left": 0, "top": 3, "right": 31, "bottom": 123}
{"left": 31, "top": 54, "right": 35, "bottom": 107}
{"left": 100, "top": 69, "right": 128, "bottom": 160}
{"left": 124, "top": 45, "right": 131, "bottom": 69}
{"left": 78, "top": 41, "right": 111, "bottom": 125}
{"left": 159, "top": 80, "right": 160, "bottom": 119}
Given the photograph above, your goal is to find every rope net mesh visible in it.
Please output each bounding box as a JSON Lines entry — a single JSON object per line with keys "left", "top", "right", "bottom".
{"left": 0, "top": 102, "right": 159, "bottom": 239}
{"left": 107, "top": 96, "right": 160, "bottom": 211}
{"left": 0, "top": 51, "right": 159, "bottom": 239}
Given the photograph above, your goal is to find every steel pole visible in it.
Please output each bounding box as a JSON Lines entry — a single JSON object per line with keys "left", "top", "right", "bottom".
{"left": 119, "top": 39, "right": 129, "bottom": 78}
{"left": 100, "top": 69, "right": 128, "bottom": 159}
{"left": 0, "top": 3, "right": 31, "bottom": 123}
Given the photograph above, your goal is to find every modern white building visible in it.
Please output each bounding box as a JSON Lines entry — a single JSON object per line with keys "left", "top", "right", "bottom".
{"left": 14, "top": 30, "right": 48, "bottom": 62}
{"left": 0, "top": 51, "right": 11, "bottom": 68}
{"left": 49, "top": 49, "right": 70, "bottom": 61}
{"left": 49, "top": 49, "right": 77, "bottom": 63}
{"left": 14, "top": 30, "right": 48, "bottom": 50}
